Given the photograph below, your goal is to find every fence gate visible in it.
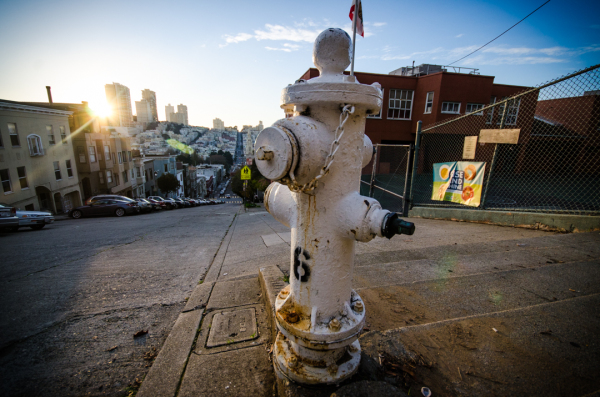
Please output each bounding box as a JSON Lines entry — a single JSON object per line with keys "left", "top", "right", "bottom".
{"left": 360, "top": 144, "right": 412, "bottom": 216}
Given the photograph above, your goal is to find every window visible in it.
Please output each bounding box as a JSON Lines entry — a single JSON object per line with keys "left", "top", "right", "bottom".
{"left": 17, "top": 166, "right": 28, "bottom": 189}
{"left": 99, "top": 172, "right": 105, "bottom": 184}
{"left": 136, "top": 167, "right": 141, "bottom": 177}
{"left": 424, "top": 92, "right": 434, "bottom": 114}
{"left": 497, "top": 98, "right": 521, "bottom": 126}
{"left": 8, "top": 123, "right": 20, "bottom": 146}
{"left": 78, "top": 146, "right": 86, "bottom": 163}
{"left": 149, "top": 168, "right": 154, "bottom": 179}
{"left": 128, "top": 151, "right": 132, "bottom": 162}
{"left": 0, "top": 129, "right": 3, "bottom": 147}
{"left": 104, "top": 145, "right": 110, "bottom": 161}
{"left": 60, "top": 126, "right": 67, "bottom": 144}
{"left": 123, "top": 170, "right": 128, "bottom": 183}
{"left": 164, "top": 164, "right": 168, "bottom": 172}
{"left": 122, "top": 151, "right": 126, "bottom": 163}
{"left": 47, "top": 125, "right": 55, "bottom": 145}
{"left": 53, "top": 161, "right": 62, "bottom": 180}
{"left": 1, "top": 169, "right": 12, "bottom": 193}
{"left": 465, "top": 103, "right": 484, "bottom": 116}
{"left": 387, "top": 89, "right": 414, "bottom": 120}
{"left": 66, "top": 160, "right": 73, "bottom": 178}
{"left": 486, "top": 97, "right": 496, "bottom": 124}
{"left": 114, "top": 173, "right": 120, "bottom": 185}
{"left": 118, "top": 152, "right": 122, "bottom": 164}
{"left": 130, "top": 169, "right": 135, "bottom": 180}
{"left": 367, "top": 89, "right": 384, "bottom": 119}
{"left": 27, "top": 135, "right": 44, "bottom": 156}
{"left": 112, "top": 152, "right": 116, "bottom": 162}
{"left": 89, "top": 146, "right": 97, "bottom": 162}
{"left": 441, "top": 102, "right": 461, "bottom": 114}
{"left": 106, "top": 170, "right": 113, "bottom": 183}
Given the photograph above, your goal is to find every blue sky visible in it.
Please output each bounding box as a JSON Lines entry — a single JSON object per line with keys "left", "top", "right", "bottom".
{"left": 0, "top": 0, "right": 598, "bottom": 129}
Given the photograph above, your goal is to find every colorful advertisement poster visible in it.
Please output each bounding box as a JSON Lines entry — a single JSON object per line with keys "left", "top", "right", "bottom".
{"left": 432, "top": 162, "right": 486, "bottom": 207}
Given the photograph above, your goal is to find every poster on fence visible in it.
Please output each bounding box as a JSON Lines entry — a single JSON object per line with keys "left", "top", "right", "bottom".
{"left": 432, "top": 162, "right": 486, "bottom": 207}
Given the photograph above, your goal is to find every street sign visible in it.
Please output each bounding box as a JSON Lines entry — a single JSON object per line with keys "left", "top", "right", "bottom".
{"left": 241, "top": 166, "right": 251, "bottom": 180}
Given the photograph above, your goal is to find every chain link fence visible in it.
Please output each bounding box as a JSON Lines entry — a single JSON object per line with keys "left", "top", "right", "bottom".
{"left": 407, "top": 64, "right": 600, "bottom": 215}
{"left": 361, "top": 144, "right": 412, "bottom": 215}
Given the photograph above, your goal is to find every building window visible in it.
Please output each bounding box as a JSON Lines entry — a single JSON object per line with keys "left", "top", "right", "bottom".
{"left": 441, "top": 102, "right": 461, "bottom": 114}
{"left": 387, "top": 89, "right": 414, "bottom": 120}
{"left": 112, "top": 152, "right": 116, "bottom": 162}
{"left": 66, "top": 160, "right": 73, "bottom": 178}
{"left": 498, "top": 98, "right": 521, "bottom": 126}
{"left": 424, "top": 92, "right": 434, "bottom": 114}
{"left": 149, "top": 168, "right": 154, "bottom": 179}
{"left": 8, "top": 123, "right": 20, "bottom": 147}
{"left": 128, "top": 151, "right": 132, "bottom": 162}
{"left": 486, "top": 97, "right": 496, "bottom": 124}
{"left": 164, "top": 164, "right": 168, "bottom": 172}
{"left": 60, "top": 126, "right": 67, "bottom": 144}
{"left": 115, "top": 173, "right": 120, "bottom": 185}
{"left": 122, "top": 151, "right": 126, "bottom": 163}
{"left": 130, "top": 169, "right": 135, "bottom": 179}
{"left": 89, "top": 146, "right": 97, "bottom": 162}
{"left": 17, "top": 166, "right": 28, "bottom": 189}
{"left": 136, "top": 167, "right": 141, "bottom": 177}
{"left": 104, "top": 145, "right": 110, "bottom": 161}
{"left": 53, "top": 161, "right": 62, "bottom": 180}
{"left": 0, "top": 169, "right": 11, "bottom": 193}
{"left": 78, "top": 146, "right": 86, "bottom": 163}
{"left": 99, "top": 171, "right": 104, "bottom": 184}
{"left": 118, "top": 152, "right": 122, "bottom": 164}
{"left": 106, "top": 170, "right": 113, "bottom": 183}
{"left": 465, "top": 103, "right": 484, "bottom": 115}
{"left": 123, "top": 171, "right": 128, "bottom": 183}
{"left": 27, "top": 134, "right": 44, "bottom": 156}
{"left": 367, "top": 89, "right": 384, "bottom": 119}
{"left": 47, "top": 125, "right": 56, "bottom": 145}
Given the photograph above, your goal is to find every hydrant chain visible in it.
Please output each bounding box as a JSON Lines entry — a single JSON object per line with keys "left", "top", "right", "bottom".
{"left": 286, "top": 104, "right": 354, "bottom": 193}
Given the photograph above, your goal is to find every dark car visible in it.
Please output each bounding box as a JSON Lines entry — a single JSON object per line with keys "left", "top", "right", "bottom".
{"left": 0, "top": 203, "right": 19, "bottom": 232}
{"left": 70, "top": 199, "right": 140, "bottom": 218}
{"left": 173, "top": 198, "right": 189, "bottom": 208}
{"left": 146, "top": 198, "right": 166, "bottom": 210}
{"left": 86, "top": 195, "right": 135, "bottom": 205}
{"left": 134, "top": 198, "right": 154, "bottom": 213}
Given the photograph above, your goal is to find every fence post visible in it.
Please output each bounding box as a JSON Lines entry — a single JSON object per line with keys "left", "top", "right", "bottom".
{"left": 402, "top": 143, "right": 413, "bottom": 216}
{"left": 481, "top": 100, "right": 509, "bottom": 209}
{"left": 408, "top": 121, "right": 422, "bottom": 211}
{"left": 369, "top": 145, "right": 378, "bottom": 198}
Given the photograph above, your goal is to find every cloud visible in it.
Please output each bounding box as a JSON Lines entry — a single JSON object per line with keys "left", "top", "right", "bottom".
{"left": 372, "top": 22, "right": 387, "bottom": 27}
{"left": 224, "top": 33, "right": 253, "bottom": 44}
{"left": 377, "top": 44, "right": 599, "bottom": 66}
{"left": 255, "top": 24, "right": 321, "bottom": 42}
{"left": 455, "top": 33, "right": 464, "bottom": 38}
{"left": 265, "top": 43, "right": 302, "bottom": 53}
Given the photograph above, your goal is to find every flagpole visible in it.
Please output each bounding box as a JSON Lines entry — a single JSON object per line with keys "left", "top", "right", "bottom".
{"left": 350, "top": 0, "right": 358, "bottom": 77}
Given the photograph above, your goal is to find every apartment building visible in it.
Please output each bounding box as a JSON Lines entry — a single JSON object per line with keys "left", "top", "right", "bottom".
{"left": 141, "top": 89, "right": 158, "bottom": 122}
{"left": 165, "top": 104, "right": 174, "bottom": 122}
{"left": 0, "top": 100, "right": 83, "bottom": 213}
{"left": 105, "top": 82, "right": 133, "bottom": 127}
{"left": 135, "top": 100, "right": 153, "bottom": 124}
{"left": 298, "top": 64, "right": 530, "bottom": 145}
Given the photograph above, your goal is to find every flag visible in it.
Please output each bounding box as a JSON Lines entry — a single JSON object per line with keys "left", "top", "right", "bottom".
{"left": 349, "top": 0, "right": 364, "bottom": 38}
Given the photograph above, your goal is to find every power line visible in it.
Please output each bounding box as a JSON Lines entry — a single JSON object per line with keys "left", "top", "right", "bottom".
{"left": 447, "top": 0, "right": 551, "bottom": 66}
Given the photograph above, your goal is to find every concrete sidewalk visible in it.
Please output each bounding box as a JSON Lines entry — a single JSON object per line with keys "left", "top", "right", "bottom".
{"left": 138, "top": 206, "right": 600, "bottom": 397}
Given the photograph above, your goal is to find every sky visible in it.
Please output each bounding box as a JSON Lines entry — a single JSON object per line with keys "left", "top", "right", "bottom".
{"left": 0, "top": 0, "right": 599, "bottom": 129}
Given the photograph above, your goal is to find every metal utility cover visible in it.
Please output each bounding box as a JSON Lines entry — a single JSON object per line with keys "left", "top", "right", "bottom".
{"left": 206, "top": 308, "right": 257, "bottom": 348}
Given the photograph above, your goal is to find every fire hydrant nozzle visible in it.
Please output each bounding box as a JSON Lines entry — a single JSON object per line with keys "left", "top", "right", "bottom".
{"left": 256, "top": 27, "right": 416, "bottom": 385}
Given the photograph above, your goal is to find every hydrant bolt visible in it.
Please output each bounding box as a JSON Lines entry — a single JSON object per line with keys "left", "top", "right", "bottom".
{"left": 353, "top": 301, "right": 364, "bottom": 313}
{"left": 288, "top": 355, "right": 298, "bottom": 368}
{"left": 329, "top": 318, "right": 341, "bottom": 332}
{"left": 287, "top": 311, "right": 299, "bottom": 324}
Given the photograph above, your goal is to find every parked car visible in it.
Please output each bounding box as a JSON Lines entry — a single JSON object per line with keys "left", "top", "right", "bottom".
{"left": 134, "top": 198, "right": 154, "bottom": 213}
{"left": 173, "top": 198, "right": 189, "bottom": 208}
{"left": 69, "top": 199, "right": 140, "bottom": 218}
{"left": 85, "top": 194, "right": 135, "bottom": 205}
{"left": 182, "top": 197, "right": 197, "bottom": 207}
{"left": 146, "top": 198, "right": 166, "bottom": 210}
{"left": 0, "top": 203, "right": 19, "bottom": 232}
{"left": 14, "top": 208, "right": 54, "bottom": 230}
{"left": 148, "top": 196, "right": 176, "bottom": 209}
{"left": 225, "top": 194, "right": 231, "bottom": 199}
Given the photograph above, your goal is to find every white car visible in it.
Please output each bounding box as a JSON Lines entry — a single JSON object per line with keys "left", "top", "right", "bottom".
{"left": 14, "top": 208, "right": 55, "bottom": 230}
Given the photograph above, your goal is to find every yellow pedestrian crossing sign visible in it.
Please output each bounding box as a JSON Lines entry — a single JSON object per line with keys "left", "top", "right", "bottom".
{"left": 241, "top": 166, "right": 251, "bottom": 180}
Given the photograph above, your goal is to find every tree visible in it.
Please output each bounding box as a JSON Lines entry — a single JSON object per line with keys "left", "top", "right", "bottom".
{"left": 231, "top": 162, "right": 268, "bottom": 200}
{"left": 209, "top": 154, "right": 230, "bottom": 173}
{"left": 222, "top": 151, "right": 233, "bottom": 165}
{"left": 156, "top": 173, "right": 180, "bottom": 198}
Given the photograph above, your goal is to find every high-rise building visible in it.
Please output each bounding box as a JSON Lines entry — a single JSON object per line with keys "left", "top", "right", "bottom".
{"left": 177, "top": 104, "right": 188, "bottom": 125}
{"left": 135, "top": 100, "right": 153, "bottom": 124}
{"left": 165, "top": 104, "right": 174, "bottom": 122}
{"left": 213, "top": 118, "right": 225, "bottom": 130}
{"left": 141, "top": 89, "right": 158, "bottom": 121}
{"left": 105, "top": 82, "right": 133, "bottom": 127}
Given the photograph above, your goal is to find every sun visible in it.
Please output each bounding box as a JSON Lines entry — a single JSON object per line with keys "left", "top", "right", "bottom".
{"left": 90, "top": 102, "right": 112, "bottom": 118}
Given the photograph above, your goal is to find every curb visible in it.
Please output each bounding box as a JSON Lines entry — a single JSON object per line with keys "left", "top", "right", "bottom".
{"left": 258, "top": 266, "right": 287, "bottom": 342}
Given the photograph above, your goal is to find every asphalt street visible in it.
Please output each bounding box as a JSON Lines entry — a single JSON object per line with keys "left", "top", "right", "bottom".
{"left": 0, "top": 202, "right": 240, "bottom": 397}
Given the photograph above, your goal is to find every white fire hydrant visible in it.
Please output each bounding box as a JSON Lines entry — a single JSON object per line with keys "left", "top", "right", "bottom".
{"left": 255, "top": 28, "right": 415, "bottom": 385}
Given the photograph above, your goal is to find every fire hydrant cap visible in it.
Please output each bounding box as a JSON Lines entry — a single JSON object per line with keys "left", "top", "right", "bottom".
{"left": 254, "top": 126, "right": 296, "bottom": 180}
{"left": 313, "top": 28, "right": 352, "bottom": 79}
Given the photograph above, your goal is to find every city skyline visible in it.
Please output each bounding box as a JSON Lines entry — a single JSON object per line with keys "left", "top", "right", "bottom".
{"left": 1, "top": 0, "right": 598, "bottom": 129}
